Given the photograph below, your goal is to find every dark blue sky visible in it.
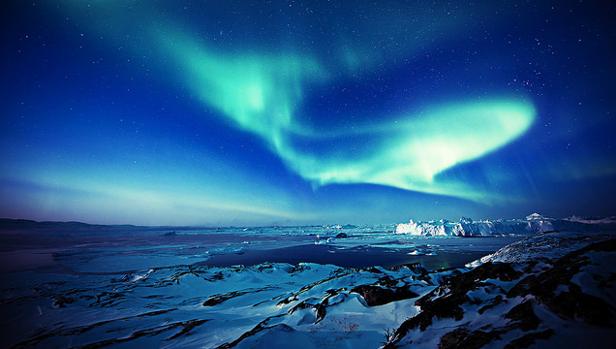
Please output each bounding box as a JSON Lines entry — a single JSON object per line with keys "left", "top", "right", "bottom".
{"left": 1, "top": 1, "right": 615, "bottom": 225}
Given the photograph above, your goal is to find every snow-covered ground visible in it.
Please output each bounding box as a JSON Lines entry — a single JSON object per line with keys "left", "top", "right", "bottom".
{"left": 1, "top": 219, "right": 615, "bottom": 348}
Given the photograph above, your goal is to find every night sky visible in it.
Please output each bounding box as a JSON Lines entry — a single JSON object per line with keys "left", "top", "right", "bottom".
{"left": 1, "top": 1, "right": 615, "bottom": 226}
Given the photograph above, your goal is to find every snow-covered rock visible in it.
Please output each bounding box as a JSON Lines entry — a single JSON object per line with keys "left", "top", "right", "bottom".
{"left": 466, "top": 230, "right": 616, "bottom": 267}
{"left": 384, "top": 234, "right": 616, "bottom": 349}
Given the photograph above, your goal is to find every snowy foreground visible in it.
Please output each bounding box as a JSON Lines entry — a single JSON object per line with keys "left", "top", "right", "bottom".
{"left": 1, "top": 230, "right": 615, "bottom": 348}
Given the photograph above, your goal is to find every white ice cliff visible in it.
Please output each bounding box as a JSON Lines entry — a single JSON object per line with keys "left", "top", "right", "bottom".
{"left": 394, "top": 213, "right": 595, "bottom": 236}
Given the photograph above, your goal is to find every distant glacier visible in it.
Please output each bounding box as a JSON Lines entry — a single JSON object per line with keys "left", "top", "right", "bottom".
{"left": 395, "top": 213, "right": 616, "bottom": 237}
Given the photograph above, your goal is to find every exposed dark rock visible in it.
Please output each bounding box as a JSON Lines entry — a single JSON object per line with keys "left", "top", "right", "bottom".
{"left": 389, "top": 262, "right": 434, "bottom": 285}
{"left": 377, "top": 276, "right": 401, "bottom": 288}
{"left": 203, "top": 286, "right": 276, "bottom": 307}
{"left": 385, "top": 263, "right": 524, "bottom": 347}
{"left": 435, "top": 301, "right": 542, "bottom": 349}
{"left": 277, "top": 270, "right": 350, "bottom": 306}
{"left": 288, "top": 288, "right": 346, "bottom": 323}
{"left": 335, "top": 232, "right": 348, "bottom": 238}
{"left": 162, "top": 265, "right": 205, "bottom": 285}
{"left": 361, "top": 266, "right": 383, "bottom": 274}
{"left": 477, "top": 295, "right": 503, "bottom": 314}
{"left": 255, "top": 263, "right": 274, "bottom": 272}
{"left": 203, "top": 291, "right": 248, "bottom": 306}
{"left": 94, "top": 291, "right": 124, "bottom": 307}
{"left": 288, "top": 299, "right": 313, "bottom": 314}
{"left": 79, "top": 319, "right": 209, "bottom": 349}
{"left": 548, "top": 284, "right": 612, "bottom": 326}
{"left": 439, "top": 327, "right": 503, "bottom": 349}
{"left": 277, "top": 294, "right": 298, "bottom": 306}
{"left": 351, "top": 284, "right": 418, "bottom": 306}
{"left": 216, "top": 314, "right": 287, "bottom": 349}
{"left": 209, "top": 271, "right": 225, "bottom": 281}
{"left": 314, "top": 302, "right": 327, "bottom": 323}
{"left": 166, "top": 319, "right": 209, "bottom": 340}
{"left": 51, "top": 295, "right": 74, "bottom": 308}
{"left": 508, "top": 239, "right": 616, "bottom": 327}
{"left": 424, "top": 263, "right": 519, "bottom": 323}
{"left": 287, "top": 264, "right": 310, "bottom": 274}
{"left": 505, "top": 300, "right": 540, "bottom": 331}
{"left": 463, "top": 261, "right": 523, "bottom": 282}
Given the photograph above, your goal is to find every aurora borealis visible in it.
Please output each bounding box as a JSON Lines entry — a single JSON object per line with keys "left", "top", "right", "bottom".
{"left": 1, "top": 1, "right": 615, "bottom": 225}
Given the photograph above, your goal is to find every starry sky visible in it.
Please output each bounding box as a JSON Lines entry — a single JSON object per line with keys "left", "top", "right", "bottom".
{"left": 1, "top": 1, "right": 615, "bottom": 226}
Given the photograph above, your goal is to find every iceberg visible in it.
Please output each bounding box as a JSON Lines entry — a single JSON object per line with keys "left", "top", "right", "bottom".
{"left": 396, "top": 213, "right": 561, "bottom": 237}
{"left": 395, "top": 219, "right": 459, "bottom": 236}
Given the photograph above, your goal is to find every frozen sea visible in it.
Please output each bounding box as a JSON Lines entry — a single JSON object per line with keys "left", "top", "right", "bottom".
{"left": 0, "top": 223, "right": 524, "bottom": 274}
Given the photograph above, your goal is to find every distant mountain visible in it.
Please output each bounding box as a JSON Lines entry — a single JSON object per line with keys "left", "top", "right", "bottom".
{"left": 0, "top": 218, "right": 148, "bottom": 234}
